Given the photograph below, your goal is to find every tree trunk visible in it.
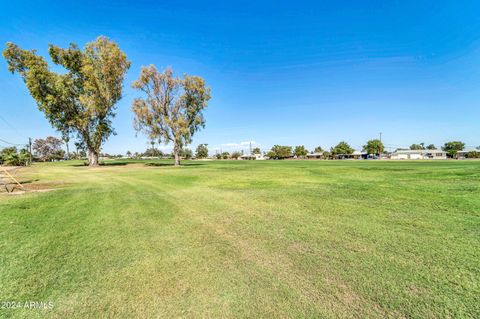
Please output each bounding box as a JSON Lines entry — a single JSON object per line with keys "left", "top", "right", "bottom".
{"left": 66, "top": 142, "right": 70, "bottom": 160}
{"left": 88, "top": 149, "right": 99, "bottom": 167}
{"left": 174, "top": 152, "right": 181, "bottom": 166}
{"left": 173, "top": 142, "right": 181, "bottom": 166}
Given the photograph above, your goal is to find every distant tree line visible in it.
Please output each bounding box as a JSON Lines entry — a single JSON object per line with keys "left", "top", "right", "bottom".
{"left": 258, "top": 140, "right": 477, "bottom": 160}
{"left": 123, "top": 146, "right": 194, "bottom": 160}
{"left": 215, "top": 151, "right": 242, "bottom": 160}
{"left": 3, "top": 136, "right": 477, "bottom": 167}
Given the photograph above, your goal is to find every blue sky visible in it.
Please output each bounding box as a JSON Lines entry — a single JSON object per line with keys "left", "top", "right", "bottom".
{"left": 1, "top": 0, "right": 479, "bottom": 154}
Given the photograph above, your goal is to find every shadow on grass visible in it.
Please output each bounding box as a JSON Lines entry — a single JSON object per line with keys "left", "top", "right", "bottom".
{"left": 70, "top": 162, "right": 129, "bottom": 167}
{"left": 100, "top": 162, "right": 129, "bottom": 166}
{"left": 70, "top": 162, "right": 88, "bottom": 167}
{"left": 18, "top": 179, "right": 40, "bottom": 184}
{"left": 68, "top": 161, "right": 206, "bottom": 168}
{"left": 145, "top": 162, "right": 206, "bottom": 167}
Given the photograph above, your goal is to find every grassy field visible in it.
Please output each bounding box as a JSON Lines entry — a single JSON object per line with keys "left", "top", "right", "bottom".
{"left": 0, "top": 159, "right": 479, "bottom": 318}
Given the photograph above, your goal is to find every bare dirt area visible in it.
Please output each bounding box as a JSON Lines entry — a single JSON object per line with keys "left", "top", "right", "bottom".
{"left": 1, "top": 182, "right": 62, "bottom": 195}
{"left": 1, "top": 166, "right": 66, "bottom": 195}
{"left": 3, "top": 183, "right": 63, "bottom": 195}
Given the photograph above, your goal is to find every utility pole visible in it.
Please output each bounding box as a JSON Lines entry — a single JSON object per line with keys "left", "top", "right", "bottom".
{"left": 249, "top": 141, "right": 252, "bottom": 155}
{"left": 379, "top": 132, "right": 382, "bottom": 159}
{"left": 28, "top": 137, "right": 32, "bottom": 164}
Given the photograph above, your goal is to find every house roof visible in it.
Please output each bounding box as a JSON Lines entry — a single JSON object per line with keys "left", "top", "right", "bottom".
{"left": 352, "top": 150, "right": 366, "bottom": 155}
{"left": 457, "top": 149, "right": 479, "bottom": 154}
{"left": 393, "top": 149, "right": 445, "bottom": 154}
{"left": 240, "top": 154, "right": 263, "bottom": 158}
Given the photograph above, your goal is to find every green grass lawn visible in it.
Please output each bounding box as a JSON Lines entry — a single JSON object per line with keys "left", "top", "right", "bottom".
{"left": 0, "top": 159, "right": 479, "bottom": 318}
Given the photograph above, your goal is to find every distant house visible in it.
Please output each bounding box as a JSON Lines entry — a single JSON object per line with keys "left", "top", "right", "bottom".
{"left": 240, "top": 153, "right": 266, "bottom": 160}
{"left": 456, "top": 149, "right": 479, "bottom": 159}
{"left": 337, "top": 151, "right": 367, "bottom": 160}
{"left": 390, "top": 149, "right": 447, "bottom": 160}
{"left": 306, "top": 152, "right": 324, "bottom": 159}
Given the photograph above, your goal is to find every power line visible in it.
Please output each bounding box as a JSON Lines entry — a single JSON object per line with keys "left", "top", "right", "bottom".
{"left": 0, "top": 138, "right": 25, "bottom": 146}
{"left": 0, "top": 113, "right": 26, "bottom": 138}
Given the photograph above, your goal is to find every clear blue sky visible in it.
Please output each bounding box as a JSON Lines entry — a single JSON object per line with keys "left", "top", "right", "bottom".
{"left": 1, "top": 0, "right": 479, "bottom": 154}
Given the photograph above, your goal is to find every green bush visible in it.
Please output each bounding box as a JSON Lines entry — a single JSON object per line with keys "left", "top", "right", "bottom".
{"left": 230, "top": 151, "right": 242, "bottom": 159}
{"left": 466, "top": 151, "right": 480, "bottom": 159}
{"left": 0, "top": 147, "right": 30, "bottom": 166}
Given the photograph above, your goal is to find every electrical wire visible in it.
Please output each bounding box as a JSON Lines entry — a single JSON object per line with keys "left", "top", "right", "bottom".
{"left": 0, "top": 138, "right": 25, "bottom": 146}
{"left": 0, "top": 113, "right": 27, "bottom": 139}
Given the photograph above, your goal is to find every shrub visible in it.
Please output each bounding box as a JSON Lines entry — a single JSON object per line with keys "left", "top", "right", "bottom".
{"left": 466, "top": 151, "right": 480, "bottom": 159}
{"left": 268, "top": 145, "right": 292, "bottom": 159}
{"left": 230, "top": 151, "right": 242, "bottom": 159}
{"left": 0, "top": 147, "right": 30, "bottom": 166}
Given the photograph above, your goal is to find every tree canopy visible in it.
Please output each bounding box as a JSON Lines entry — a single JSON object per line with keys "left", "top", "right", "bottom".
{"left": 267, "top": 145, "right": 292, "bottom": 159}
{"left": 143, "top": 147, "right": 163, "bottom": 158}
{"left": 195, "top": 144, "right": 209, "bottom": 159}
{"left": 3, "top": 36, "right": 130, "bottom": 166}
{"left": 131, "top": 65, "right": 210, "bottom": 166}
{"left": 32, "top": 136, "right": 64, "bottom": 161}
{"left": 442, "top": 141, "right": 465, "bottom": 157}
{"left": 294, "top": 145, "right": 308, "bottom": 157}
{"left": 221, "top": 152, "right": 230, "bottom": 159}
{"left": 363, "top": 139, "right": 384, "bottom": 155}
{"left": 314, "top": 146, "right": 324, "bottom": 153}
{"left": 410, "top": 143, "right": 425, "bottom": 150}
{"left": 0, "top": 147, "right": 30, "bottom": 166}
{"left": 331, "top": 141, "right": 354, "bottom": 155}
{"left": 230, "top": 151, "right": 242, "bottom": 159}
{"left": 181, "top": 148, "right": 193, "bottom": 159}
{"left": 252, "top": 147, "right": 261, "bottom": 155}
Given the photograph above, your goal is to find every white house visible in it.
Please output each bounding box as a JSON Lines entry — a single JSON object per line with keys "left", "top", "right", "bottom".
{"left": 337, "top": 150, "right": 367, "bottom": 160}
{"left": 390, "top": 149, "right": 447, "bottom": 160}
{"left": 240, "top": 153, "right": 266, "bottom": 160}
{"left": 456, "top": 149, "right": 479, "bottom": 159}
{"left": 306, "top": 152, "right": 324, "bottom": 159}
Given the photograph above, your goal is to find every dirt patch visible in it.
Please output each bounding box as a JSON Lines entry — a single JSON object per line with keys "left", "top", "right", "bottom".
{"left": 1, "top": 182, "right": 66, "bottom": 195}
{"left": 6, "top": 188, "right": 55, "bottom": 195}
